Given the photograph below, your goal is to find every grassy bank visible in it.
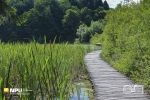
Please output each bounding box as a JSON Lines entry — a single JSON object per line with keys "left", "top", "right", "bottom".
{"left": 0, "top": 41, "right": 98, "bottom": 100}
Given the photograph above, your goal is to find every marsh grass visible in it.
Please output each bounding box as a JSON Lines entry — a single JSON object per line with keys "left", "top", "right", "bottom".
{"left": 0, "top": 40, "right": 99, "bottom": 100}
{"left": 0, "top": 41, "right": 84, "bottom": 100}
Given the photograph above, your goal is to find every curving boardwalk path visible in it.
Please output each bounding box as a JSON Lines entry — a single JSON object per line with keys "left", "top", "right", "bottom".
{"left": 84, "top": 50, "right": 150, "bottom": 100}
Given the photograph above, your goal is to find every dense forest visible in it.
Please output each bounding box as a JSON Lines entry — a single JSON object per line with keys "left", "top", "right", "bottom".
{"left": 0, "top": 0, "right": 109, "bottom": 43}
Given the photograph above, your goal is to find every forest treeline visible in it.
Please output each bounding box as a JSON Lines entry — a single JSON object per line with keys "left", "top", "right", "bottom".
{"left": 95, "top": 0, "right": 150, "bottom": 94}
{"left": 0, "top": 0, "right": 109, "bottom": 43}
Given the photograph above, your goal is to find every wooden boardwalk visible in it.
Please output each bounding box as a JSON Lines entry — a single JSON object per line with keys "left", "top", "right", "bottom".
{"left": 84, "top": 50, "right": 150, "bottom": 100}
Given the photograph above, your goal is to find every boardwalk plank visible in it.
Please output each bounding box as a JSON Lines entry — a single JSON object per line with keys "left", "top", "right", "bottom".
{"left": 85, "top": 50, "right": 150, "bottom": 100}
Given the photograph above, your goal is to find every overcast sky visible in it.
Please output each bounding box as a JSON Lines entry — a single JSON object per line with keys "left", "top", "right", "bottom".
{"left": 103, "top": 0, "right": 140, "bottom": 8}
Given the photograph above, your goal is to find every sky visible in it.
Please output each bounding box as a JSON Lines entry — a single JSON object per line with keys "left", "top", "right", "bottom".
{"left": 103, "top": 0, "right": 140, "bottom": 8}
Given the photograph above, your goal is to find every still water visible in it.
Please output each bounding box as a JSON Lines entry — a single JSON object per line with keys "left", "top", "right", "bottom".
{"left": 70, "top": 80, "right": 94, "bottom": 100}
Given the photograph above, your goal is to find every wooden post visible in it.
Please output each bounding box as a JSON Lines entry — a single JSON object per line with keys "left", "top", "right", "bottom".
{"left": 95, "top": 43, "right": 101, "bottom": 46}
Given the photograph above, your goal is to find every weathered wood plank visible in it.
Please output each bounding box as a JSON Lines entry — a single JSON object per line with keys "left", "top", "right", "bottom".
{"left": 84, "top": 50, "right": 150, "bottom": 100}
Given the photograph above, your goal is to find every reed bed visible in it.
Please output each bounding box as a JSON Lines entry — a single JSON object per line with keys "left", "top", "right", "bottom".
{"left": 0, "top": 40, "right": 100, "bottom": 100}
{"left": 0, "top": 40, "right": 89, "bottom": 100}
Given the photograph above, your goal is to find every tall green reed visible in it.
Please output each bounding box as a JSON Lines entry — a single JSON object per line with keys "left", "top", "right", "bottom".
{"left": 0, "top": 41, "right": 86, "bottom": 100}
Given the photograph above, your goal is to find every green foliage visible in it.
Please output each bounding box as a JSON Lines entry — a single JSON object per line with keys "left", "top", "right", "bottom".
{"left": 0, "top": 0, "right": 16, "bottom": 25}
{"left": 90, "top": 33, "right": 101, "bottom": 45}
{"left": 131, "top": 66, "right": 150, "bottom": 90}
{"left": 77, "top": 20, "right": 103, "bottom": 43}
{"left": 74, "top": 38, "right": 80, "bottom": 44}
{"left": 27, "top": 1, "right": 59, "bottom": 40}
{"left": 80, "top": 7, "right": 92, "bottom": 26}
{"left": 100, "top": 1, "right": 150, "bottom": 94}
{"left": 76, "top": 24, "right": 89, "bottom": 43}
{"left": 93, "top": 6, "right": 106, "bottom": 20}
{"left": 88, "top": 21, "right": 103, "bottom": 36}
{"left": 9, "top": 0, "right": 34, "bottom": 15}
{"left": 62, "top": 8, "right": 80, "bottom": 42}
{"left": 59, "top": 0, "right": 71, "bottom": 12}
{"left": 0, "top": 0, "right": 30, "bottom": 25}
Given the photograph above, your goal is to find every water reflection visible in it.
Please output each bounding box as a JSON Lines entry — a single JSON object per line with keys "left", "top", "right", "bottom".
{"left": 70, "top": 88, "right": 89, "bottom": 100}
{"left": 70, "top": 82, "right": 93, "bottom": 100}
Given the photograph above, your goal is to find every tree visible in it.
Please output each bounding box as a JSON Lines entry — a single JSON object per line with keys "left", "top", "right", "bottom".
{"left": 0, "top": 0, "right": 17, "bottom": 25}
{"left": 9, "top": 0, "right": 34, "bottom": 15}
{"left": 88, "top": 20, "right": 103, "bottom": 37}
{"left": 0, "top": 0, "right": 29, "bottom": 25}
{"left": 76, "top": 20, "right": 103, "bottom": 43}
{"left": 95, "top": 0, "right": 103, "bottom": 9}
{"left": 103, "top": 0, "right": 109, "bottom": 10}
{"left": 80, "top": 7, "right": 92, "bottom": 26}
{"left": 85, "top": 0, "right": 104, "bottom": 10}
{"left": 50, "top": 0, "right": 64, "bottom": 36}
{"left": 69, "top": 0, "right": 79, "bottom": 7}
{"left": 0, "top": 0, "right": 30, "bottom": 42}
{"left": 62, "top": 9, "right": 80, "bottom": 42}
{"left": 59, "top": 0, "right": 71, "bottom": 12}
{"left": 76, "top": 24, "right": 89, "bottom": 42}
{"left": 93, "top": 6, "right": 106, "bottom": 20}
{"left": 25, "top": 1, "right": 60, "bottom": 42}
{"left": 79, "top": 0, "right": 88, "bottom": 8}
{"left": 87, "top": 0, "right": 95, "bottom": 10}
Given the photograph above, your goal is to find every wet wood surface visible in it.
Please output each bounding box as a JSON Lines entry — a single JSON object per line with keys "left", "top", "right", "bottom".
{"left": 85, "top": 50, "right": 150, "bottom": 100}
